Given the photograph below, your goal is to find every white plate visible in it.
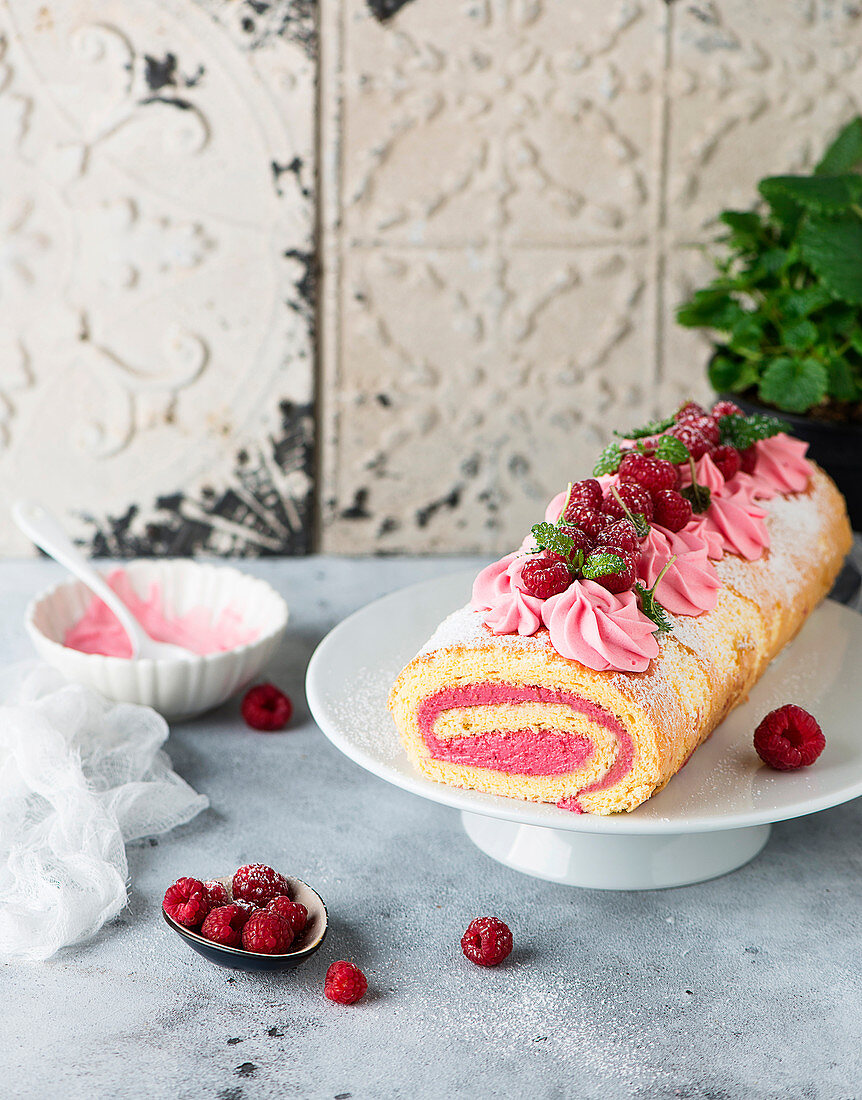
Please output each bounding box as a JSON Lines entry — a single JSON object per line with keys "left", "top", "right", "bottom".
{"left": 306, "top": 571, "right": 862, "bottom": 887}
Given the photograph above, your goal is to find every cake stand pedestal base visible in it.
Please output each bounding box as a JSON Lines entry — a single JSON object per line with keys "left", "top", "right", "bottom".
{"left": 460, "top": 811, "right": 771, "bottom": 890}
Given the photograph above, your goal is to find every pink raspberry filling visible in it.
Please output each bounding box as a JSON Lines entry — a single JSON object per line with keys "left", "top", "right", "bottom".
{"left": 416, "top": 683, "right": 633, "bottom": 796}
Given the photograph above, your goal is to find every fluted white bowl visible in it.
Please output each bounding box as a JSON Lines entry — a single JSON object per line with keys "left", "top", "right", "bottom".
{"left": 26, "top": 560, "right": 289, "bottom": 720}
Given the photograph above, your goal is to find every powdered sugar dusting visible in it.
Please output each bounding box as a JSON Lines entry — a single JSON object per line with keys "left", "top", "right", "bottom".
{"left": 417, "top": 605, "right": 549, "bottom": 659}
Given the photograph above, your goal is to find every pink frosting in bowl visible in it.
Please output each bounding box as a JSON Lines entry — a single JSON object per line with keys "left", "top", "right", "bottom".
{"left": 64, "top": 569, "right": 260, "bottom": 658}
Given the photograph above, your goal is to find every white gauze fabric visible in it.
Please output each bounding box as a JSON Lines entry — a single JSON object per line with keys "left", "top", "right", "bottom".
{"left": 0, "top": 665, "right": 208, "bottom": 961}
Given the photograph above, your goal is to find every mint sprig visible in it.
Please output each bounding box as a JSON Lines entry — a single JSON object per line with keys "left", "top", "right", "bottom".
{"left": 593, "top": 442, "right": 623, "bottom": 477}
{"left": 717, "top": 412, "right": 790, "bottom": 450}
{"left": 634, "top": 556, "right": 676, "bottom": 634}
{"left": 608, "top": 485, "right": 650, "bottom": 538}
{"left": 680, "top": 457, "right": 712, "bottom": 513}
{"left": 654, "top": 435, "right": 689, "bottom": 464}
{"left": 530, "top": 521, "right": 575, "bottom": 562}
{"left": 614, "top": 412, "right": 676, "bottom": 440}
{"left": 581, "top": 552, "right": 625, "bottom": 581}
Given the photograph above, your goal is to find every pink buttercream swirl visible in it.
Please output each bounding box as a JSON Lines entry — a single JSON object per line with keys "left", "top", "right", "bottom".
{"left": 750, "top": 433, "right": 811, "bottom": 495}
{"left": 637, "top": 527, "right": 721, "bottom": 617}
{"left": 541, "top": 580, "right": 659, "bottom": 673}
{"left": 689, "top": 482, "right": 769, "bottom": 561}
{"left": 471, "top": 553, "right": 543, "bottom": 635}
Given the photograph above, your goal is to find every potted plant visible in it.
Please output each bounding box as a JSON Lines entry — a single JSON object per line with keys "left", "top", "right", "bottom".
{"left": 676, "top": 116, "right": 862, "bottom": 528}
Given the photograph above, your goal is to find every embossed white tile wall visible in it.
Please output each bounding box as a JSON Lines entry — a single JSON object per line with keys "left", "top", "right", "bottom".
{"left": 0, "top": 0, "right": 315, "bottom": 556}
{"left": 321, "top": 0, "right": 862, "bottom": 553}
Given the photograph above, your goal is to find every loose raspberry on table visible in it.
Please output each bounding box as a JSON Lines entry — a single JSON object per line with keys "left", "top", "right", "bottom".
{"left": 653, "top": 490, "right": 693, "bottom": 533}
{"left": 584, "top": 546, "right": 636, "bottom": 594}
{"left": 241, "top": 909, "right": 294, "bottom": 954}
{"left": 675, "top": 401, "right": 707, "bottom": 421}
{"left": 232, "top": 864, "right": 290, "bottom": 907}
{"left": 324, "top": 960, "right": 368, "bottom": 1004}
{"left": 595, "top": 519, "right": 640, "bottom": 555}
{"left": 200, "top": 905, "right": 247, "bottom": 949}
{"left": 241, "top": 683, "right": 293, "bottom": 732}
{"left": 618, "top": 454, "right": 681, "bottom": 497}
{"left": 163, "top": 877, "right": 210, "bottom": 929}
{"left": 520, "top": 555, "right": 571, "bottom": 599}
{"left": 267, "top": 896, "right": 309, "bottom": 935}
{"left": 754, "top": 705, "right": 825, "bottom": 771}
{"left": 712, "top": 399, "right": 743, "bottom": 419}
{"left": 740, "top": 445, "right": 757, "bottom": 474}
{"left": 669, "top": 423, "right": 712, "bottom": 460}
{"left": 203, "top": 880, "right": 231, "bottom": 908}
{"left": 566, "top": 478, "right": 603, "bottom": 512}
{"left": 711, "top": 444, "right": 742, "bottom": 482}
{"left": 461, "top": 916, "right": 513, "bottom": 967}
{"left": 603, "top": 480, "right": 654, "bottom": 523}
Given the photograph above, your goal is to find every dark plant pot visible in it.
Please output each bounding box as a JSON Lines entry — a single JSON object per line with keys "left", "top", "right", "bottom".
{"left": 720, "top": 392, "right": 862, "bottom": 531}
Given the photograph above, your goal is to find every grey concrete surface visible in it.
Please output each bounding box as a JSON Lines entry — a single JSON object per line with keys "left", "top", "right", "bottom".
{"left": 1, "top": 556, "right": 861, "bottom": 1100}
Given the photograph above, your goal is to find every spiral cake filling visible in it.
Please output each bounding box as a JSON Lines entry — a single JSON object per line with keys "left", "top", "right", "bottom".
{"left": 417, "top": 683, "right": 633, "bottom": 783}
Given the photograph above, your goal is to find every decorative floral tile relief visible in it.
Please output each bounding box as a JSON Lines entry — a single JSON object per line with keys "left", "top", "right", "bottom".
{"left": 0, "top": 0, "right": 315, "bottom": 555}
{"left": 321, "top": 0, "right": 862, "bottom": 553}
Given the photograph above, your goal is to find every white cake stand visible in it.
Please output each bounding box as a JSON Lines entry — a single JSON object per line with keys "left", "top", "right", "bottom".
{"left": 306, "top": 570, "right": 862, "bottom": 890}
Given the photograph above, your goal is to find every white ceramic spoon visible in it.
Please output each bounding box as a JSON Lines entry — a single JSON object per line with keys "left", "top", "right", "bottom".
{"left": 13, "top": 501, "right": 192, "bottom": 661}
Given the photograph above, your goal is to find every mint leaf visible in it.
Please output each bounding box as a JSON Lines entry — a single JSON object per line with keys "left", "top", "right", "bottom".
{"left": 759, "top": 174, "right": 862, "bottom": 216}
{"left": 816, "top": 117, "right": 862, "bottom": 175}
{"left": 758, "top": 356, "right": 829, "bottom": 413}
{"left": 654, "top": 435, "right": 689, "bottom": 464}
{"left": 614, "top": 413, "right": 676, "bottom": 440}
{"left": 530, "top": 522, "right": 575, "bottom": 561}
{"left": 593, "top": 442, "right": 623, "bottom": 476}
{"left": 581, "top": 553, "right": 625, "bottom": 581}
{"left": 798, "top": 216, "right": 862, "bottom": 305}
{"left": 634, "top": 582, "right": 673, "bottom": 634}
{"left": 718, "top": 412, "right": 790, "bottom": 449}
{"left": 681, "top": 481, "right": 711, "bottom": 513}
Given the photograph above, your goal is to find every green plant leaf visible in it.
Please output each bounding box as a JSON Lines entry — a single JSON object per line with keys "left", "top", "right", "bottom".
{"left": 824, "top": 355, "right": 861, "bottom": 402}
{"left": 593, "top": 442, "right": 623, "bottom": 477}
{"left": 728, "top": 313, "right": 767, "bottom": 352}
{"left": 758, "top": 356, "right": 829, "bottom": 413}
{"left": 781, "top": 318, "right": 818, "bottom": 351}
{"left": 798, "top": 216, "right": 862, "bottom": 305}
{"left": 708, "top": 354, "right": 758, "bottom": 393}
{"left": 746, "top": 247, "right": 790, "bottom": 281}
{"left": 759, "top": 174, "right": 862, "bottom": 216}
{"left": 815, "top": 117, "right": 862, "bottom": 176}
{"left": 782, "top": 286, "right": 835, "bottom": 318}
{"left": 614, "top": 412, "right": 676, "bottom": 440}
{"left": 676, "top": 288, "right": 745, "bottom": 331}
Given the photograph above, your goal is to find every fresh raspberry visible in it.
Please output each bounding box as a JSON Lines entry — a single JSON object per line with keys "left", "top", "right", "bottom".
{"left": 461, "top": 916, "right": 514, "bottom": 967}
{"left": 754, "top": 705, "right": 825, "bottom": 771}
{"left": 233, "top": 899, "right": 255, "bottom": 924}
{"left": 595, "top": 519, "right": 641, "bottom": 555}
{"left": 163, "top": 877, "right": 210, "bottom": 929}
{"left": 603, "top": 480, "right": 654, "bottom": 523}
{"left": 668, "top": 423, "right": 712, "bottom": 460}
{"left": 677, "top": 413, "right": 720, "bottom": 446}
{"left": 241, "top": 909, "right": 294, "bottom": 954}
{"left": 676, "top": 401, "right": 707, "bottom": 421}
{"left": 558, "top": 524, "right": 593, "bottom": 558}
{"left": 200, "top": 905, "right": 247, "bottom": 948}
{"left": 566, "top": 478, "right": 603, "bottom": 512}
{"left": 241, "top": 683, "right": 293, "bottom": 732}
{"left": 740, "top": 445, "right": 757, "bottom": 474}
{"left": 232, "top": 864, "right": 290, "bottom": 907}
{"left": 711, "top": 444, "right": 742, "bottom": 482}
{"left": 520, "top": 555, "right": 571, "bottom": 599}
{"left": 203, "top": 880, "right": 230, "bottom": 908}
{"left": 584, "top": 545, "right": 636, "bottom": 594}
{"left": 563, "top": 505, "right": 612, "bottom": 540}
{"left": 618, "top": 454, "right": 681, "bottom": 497}
{"left": 267, "top": 896, "right": 309, "bottom": 935}
{"left": 653, "top": 490, "right": 693, "bottom": 533}
{"left": 324, "top": 960, "right": 368, "bottom": 1004}
{"left": 712, "top": 399, "right": 743, "bottom": 419}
